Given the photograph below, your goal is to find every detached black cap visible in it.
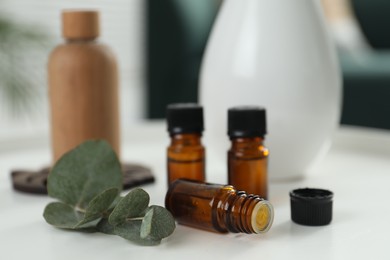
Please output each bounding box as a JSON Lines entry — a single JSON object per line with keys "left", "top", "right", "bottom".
{"left": 228, "top": 106, "right": 267, "bottom": 138}
{"left": 290, "top": 188, "right": 334, "bottom": 226}
{"left": 167, "top": 103, "right": 204, "bottom": 134}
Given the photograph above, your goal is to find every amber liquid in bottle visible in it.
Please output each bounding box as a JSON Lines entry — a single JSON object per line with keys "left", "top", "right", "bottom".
{"left": 167, "top": 133, "right": 205, "bottom": 185}
{"left": 228, "top": 137, "right": 268, "bottom": 199}
{"left": 165, "top": 179, "right": 274, "bottom": 234}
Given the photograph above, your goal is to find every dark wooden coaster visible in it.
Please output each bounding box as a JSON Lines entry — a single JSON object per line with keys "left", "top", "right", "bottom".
{"left": 11, "top": 168, "right": 50, "bottom": 195}
{"left": 11, "top": 163, "right": 155, "bottom": 195}
{"left": 121, "top": 163, "right": 155, "bottom": 190}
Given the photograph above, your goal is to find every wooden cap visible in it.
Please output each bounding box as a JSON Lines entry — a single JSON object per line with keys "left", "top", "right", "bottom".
{"left": 62, "top": 10, "right": 100, "bottom": 40}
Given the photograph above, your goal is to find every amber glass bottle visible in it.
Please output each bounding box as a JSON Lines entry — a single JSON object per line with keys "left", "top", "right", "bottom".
{"left": 228, "top": 106, "right": 269, "bottom": 199}
{"left": 166, "top": 104, "right": 205, "bottom": 185}
{"left": 165, "top": 179, "right": 274, "bottom": 234}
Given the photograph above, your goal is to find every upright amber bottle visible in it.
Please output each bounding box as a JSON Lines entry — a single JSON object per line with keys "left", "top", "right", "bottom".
{"left": 228, "top": 106, "right": 269, "bottom": 199}
{"left": 48, "top": 10, "right": 120, "bottom": 162}
{"left": 165, "top": 179, "right": 274, "bottom": 234}
{"left": 166, "top": 104, "right": 205, "bottom": 185}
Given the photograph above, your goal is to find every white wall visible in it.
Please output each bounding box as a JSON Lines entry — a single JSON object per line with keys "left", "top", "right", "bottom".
{"left": 0, "top": 0, "right": 146, "bottom": 140}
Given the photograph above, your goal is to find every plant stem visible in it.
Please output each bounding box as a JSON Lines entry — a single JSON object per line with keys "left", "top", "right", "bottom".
{"left": 75, "top": 206, "right": 86, "bottom": 214}
{"left": 127, "top": 217, "right": 143, "bottom": 221}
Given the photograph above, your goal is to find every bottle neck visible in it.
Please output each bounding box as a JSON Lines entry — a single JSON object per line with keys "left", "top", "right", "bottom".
{"left": 170, "top": 133, "right": 202, "bottom": 146}
{"left": 214, "top": 187, "right": 273, "bottom": 234}
{"left": 65, "top": 37, "right": 97, "bottom": 43}
{"left": 230, "top": 136, "right": 264, "bottom": 149}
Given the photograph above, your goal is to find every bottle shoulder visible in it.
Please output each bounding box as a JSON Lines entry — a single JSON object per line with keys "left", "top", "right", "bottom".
{"left": 168, "top": 134, "right": 203, "bottom": 146}
{"left": 228, "top": 142, "right": 269, "bottom": 158}
{"left": 229, "top": 138, "right": 268, "bottom": 150}
{"left": 167, "top": 136, "right": 205, "bottom": 160}
{"left": 48, "top": 41, "right": 116, "bottom": 64}
{"left": 167, "top": 143, "right": 205, "bottom": 158}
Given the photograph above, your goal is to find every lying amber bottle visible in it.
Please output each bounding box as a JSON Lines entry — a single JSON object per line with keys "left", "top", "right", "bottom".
{"left": 228, "top": 106, "right": 269, "bottom": 199}
{"left": 165, "top": 179, "right": 274, "bottom": 234}
{"left": 166, "top": 104, "right": 205, "bottom": 185}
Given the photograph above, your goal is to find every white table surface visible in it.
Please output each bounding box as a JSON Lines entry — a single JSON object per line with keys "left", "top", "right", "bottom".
{"left": 1, "top": 122, "right": 390, "bottom": 260}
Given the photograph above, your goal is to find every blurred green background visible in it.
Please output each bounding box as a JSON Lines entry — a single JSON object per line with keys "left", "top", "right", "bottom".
{"left": 1, "top": 0, "right": 390, "bottom": 131}
{"left": 147, "top": 0, "right": 390, "bottom": 130}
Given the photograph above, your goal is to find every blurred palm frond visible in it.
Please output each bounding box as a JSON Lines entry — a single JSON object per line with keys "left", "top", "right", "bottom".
{"left": 0, "top": 15, "right": 50, "bottom": 117}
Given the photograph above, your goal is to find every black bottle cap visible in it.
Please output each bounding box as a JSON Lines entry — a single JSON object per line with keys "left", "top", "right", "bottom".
{"left": 290, "top": 188, "right": 334, "bottom": 226}
{"left": 167, "top": 103, "right": 204, "bottom": 134}
{"left": 228, "top": 106, "right": 267, "bottom": 138}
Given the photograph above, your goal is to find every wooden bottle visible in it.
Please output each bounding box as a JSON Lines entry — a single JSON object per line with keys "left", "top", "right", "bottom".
{"left": 48, "top": 10, "right": 120, "bottom": 162}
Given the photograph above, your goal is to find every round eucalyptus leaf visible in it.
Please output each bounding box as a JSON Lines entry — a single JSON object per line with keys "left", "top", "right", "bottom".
{"left": 109, "top": 188, "right": 150, "bottom": 226}
{"left": 96, "top": 218, "right": 116, "bottom": 235}
{"left": 115, "top": 221, "right": 161, "bottom": 246}
{"left": 43, "top": 202, "right": 84, "bottom": 229}
{"left": 47, "top": 140, "right": 122, "bottom": 208}
{"left": 76, "top": 188, "right": 119, "bottom": 227}
{"left": 140, "top": 206, "right": 176, "bottom": 240}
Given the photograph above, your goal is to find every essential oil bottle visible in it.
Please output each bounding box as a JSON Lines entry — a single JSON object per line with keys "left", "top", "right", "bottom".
{"left": 166, "top": 104, "right": 205, "bottom": 185}
{"left": 227, "top": 106, "right": 269, "bottom": 199}
{"left": 165, "top": 179, "right": 274, "bottom": 234}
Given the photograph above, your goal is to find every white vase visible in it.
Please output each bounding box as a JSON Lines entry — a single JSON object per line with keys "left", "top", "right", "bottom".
{"left": 199, "top": 0, "right": 341, "bottom": 180}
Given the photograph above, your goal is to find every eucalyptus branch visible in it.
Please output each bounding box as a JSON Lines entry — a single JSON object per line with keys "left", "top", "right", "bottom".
{"left": 43, "top": 140, "right": 175, "bottom": 246}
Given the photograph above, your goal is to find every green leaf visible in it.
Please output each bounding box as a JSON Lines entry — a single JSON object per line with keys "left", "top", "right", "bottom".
{"left": 108, "top": 195, "right": 123, "bottom": 211}
{"left": 43, "top": 202, "right": 84, "bottom": 229}
{"left": 115, "top": 221, "right": 161, "bottom": 246}
{"left": 47, "top": 140, "right": 122, "bottom": 208}
{"left": 76, "top": 188, "right": 119, "bottom": 227}
{"left": 43, "top": 140, "right": 175, "bottom": 246}
{"left": 108, "top": 188, "right": 150, "bottom": 226}
{"left": 140, "top": 206, "right": 176, "bottom": 240}
{"left": 96, "top": 218, "right": 116, "bottom": 235}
